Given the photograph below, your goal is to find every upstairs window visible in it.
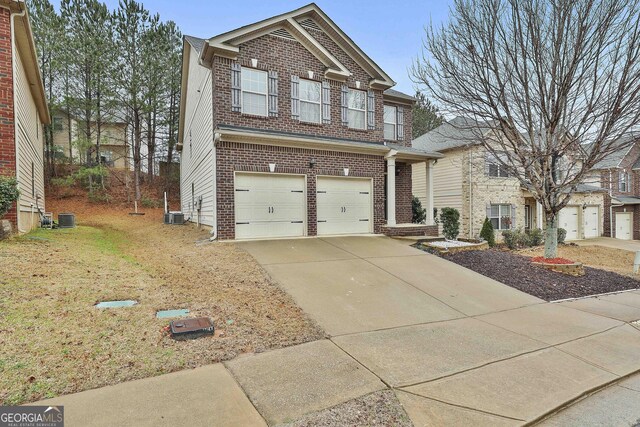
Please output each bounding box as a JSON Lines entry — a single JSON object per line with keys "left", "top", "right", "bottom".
{"left": 619, "top": 171, "right": 629, "bottom": 192}
{"left": 486, "top": 152, "right": 510, "bottom": 177}
{"left": 299, "top": 79, "right": 321, "bottom": 124}
{"left": 347, "top": 89, "right": 366, "bottom": 129}
{"left": 384, "top": 105, "right": 397, "bottom": 140}
{"left": 241, "top": 67, "right": 268, "bottom": 117}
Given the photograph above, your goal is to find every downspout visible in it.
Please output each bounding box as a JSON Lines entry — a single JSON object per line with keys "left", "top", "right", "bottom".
{"left": 608, "top": 169, "right": 623, "bottom": 237}
{"left": 11, "top": 7, "right": 27, "bottom": 233}
{"left": 209, "top": 131, "right": 220, "bottom": 241}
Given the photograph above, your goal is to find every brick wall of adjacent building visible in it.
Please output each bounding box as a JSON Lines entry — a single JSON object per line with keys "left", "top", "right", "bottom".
{"left": 211, "top": 32, "right": 413, "bottom": 147}
{"left": 0, "top": 7, "right": 17, "bottom": 228}
{"left": 216, "top": 141, "right": 387, "bottom": 240}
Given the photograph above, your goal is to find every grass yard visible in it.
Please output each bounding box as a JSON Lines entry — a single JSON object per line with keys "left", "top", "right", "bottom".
{"left": 0, "top": 202, "right": 323, "bottom": 405}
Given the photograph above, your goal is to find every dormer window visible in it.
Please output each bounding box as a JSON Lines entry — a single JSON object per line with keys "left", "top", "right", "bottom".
{"left": 347, "top": 89, "right": 366, "bottom": 129}
{"left": 384, "top": 105, "right": 397, "bottom": 140}
{"left": 241, "top": 67, "right": 268, "bottom": 116}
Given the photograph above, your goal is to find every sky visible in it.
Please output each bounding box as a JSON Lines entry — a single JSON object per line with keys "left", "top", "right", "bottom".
{"left": 50, "top": 0, "right": 453, "bottom": 95}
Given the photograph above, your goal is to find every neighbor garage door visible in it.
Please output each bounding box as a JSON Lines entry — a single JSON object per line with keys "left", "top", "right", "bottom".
{"left": 616, "top": 212, "right": 632, "bottom": 240}
{"left": 558, "top": 206, "right": 579, "bottom": 241}
{"left": 583, "top": 206, "right": 599, "bottom": 239}
{"left": 234, "top": 173, "right": 306, "bottom": 239}
{"left": 317, "top": 176, "right": 372, "bottom": 235}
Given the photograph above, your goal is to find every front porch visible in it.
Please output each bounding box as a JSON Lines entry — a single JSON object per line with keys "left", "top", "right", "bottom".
{"left": 382, "top": 148, "right": 439, "bottom": 237}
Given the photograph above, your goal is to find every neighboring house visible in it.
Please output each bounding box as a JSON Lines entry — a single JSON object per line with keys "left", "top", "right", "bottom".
{"left": 51, "top": 109, "right": 130, "bottom": 169}
{"left": 178, "top": 4, "right": 441, "bottom": 240}
{"left": 0, "top": 0, "right": 50, "bottom": 232}
{"left": 588, "top": 135, "right": 640, "bottom": 240}
{"left": 412, "top": 118, "right": 606, "bottom": 241}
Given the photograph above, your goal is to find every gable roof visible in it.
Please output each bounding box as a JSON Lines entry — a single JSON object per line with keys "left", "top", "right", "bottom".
{"left": 590, "top": 134, "right": 638, "bottom": 169}
{"left": 198, "top": 3, "right": 395, "bottom": 89}
{"left": 383, "top": 89, "right": 416, "bottom": 105}
{"left": 412, "top": 117, "right": 491, "bottom": 152}
{"left": 184, "top": 35, "right": 206, "bottom": 56}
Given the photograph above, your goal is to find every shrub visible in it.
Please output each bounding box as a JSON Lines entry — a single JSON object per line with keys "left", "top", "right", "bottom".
{"left": 557, "top": 227, "right": 567, "bottom": 244}
{"left": 528, "top": 228, "right": 544, "bottom": 246}
{"left": 141, "top": 197, "right": 161, "bottom": 208}
{"left": 440, "top": 207, "right": 460, "bottom": 240}
{"left": 0, "top": 176, "right": 20, "bottom": 218}
{"left": 479, "top": 217, "right": 495, "bottom": 247}
{"left": 412, "top": 196, "right": 426, "bottom": 224}
{"left": 502, "top": 228, "right": 532, "bottom": 250}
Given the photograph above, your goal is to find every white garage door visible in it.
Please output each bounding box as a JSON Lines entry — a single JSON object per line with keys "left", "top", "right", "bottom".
{"left": 583, "top": 206, "right": 599, "bottom": 239}
{"left": 317, "top": 177, "right": 372, "bottom": 235}
{"left": 616, "top": 212, "right": 632, "bottom": 240}
{"left": 234, "top": 173, "right": 306, "bottom": 239}
{"left": 559, "top": 206, "right": 579, "bottom": 241}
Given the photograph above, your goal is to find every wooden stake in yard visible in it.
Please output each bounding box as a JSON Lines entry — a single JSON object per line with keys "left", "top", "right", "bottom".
{"left": 134, "top": 200, "right": 138, "bottom": 214}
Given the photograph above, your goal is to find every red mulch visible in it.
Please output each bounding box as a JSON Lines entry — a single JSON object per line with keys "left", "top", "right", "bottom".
{"left": 531, "top": 256, "right": 574, "bottom": 265}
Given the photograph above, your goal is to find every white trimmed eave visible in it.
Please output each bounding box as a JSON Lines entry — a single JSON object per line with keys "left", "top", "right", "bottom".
{"left": 216, "top": 128, "right": 441, "bottom": 161}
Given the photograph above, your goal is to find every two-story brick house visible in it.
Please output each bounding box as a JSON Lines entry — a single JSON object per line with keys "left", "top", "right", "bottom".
{"left": 589, "top": 135, "right": 640, "bottom": 240}
{"left": 178, "top": 4, "right": 441, "bottom": 240}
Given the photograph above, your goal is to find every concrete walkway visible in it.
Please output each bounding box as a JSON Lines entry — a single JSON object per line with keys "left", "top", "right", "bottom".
{"left": 575, "top": 236, "right": 640, "bottom": 252}
{"left": 31, "top": 236, "right": 640, "bottom": 426}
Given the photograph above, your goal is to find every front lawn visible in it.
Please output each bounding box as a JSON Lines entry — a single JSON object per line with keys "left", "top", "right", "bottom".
{"left": 442, "top": 248, "right": 640, "bottom": 301}
{"left": 0, "top": 203, "right": 323, "bottom": 405}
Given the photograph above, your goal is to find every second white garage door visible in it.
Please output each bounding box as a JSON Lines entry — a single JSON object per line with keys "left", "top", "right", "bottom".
{"left": 616, "top": 212, "right": 632, "bottom": 240}
{"left": 583, "top": 206, "right": 599, "bottom": 239}
{"left": 317, "top": 177, "right": 372, "bottom": 235}
{"left": 558, "top": 206, "right": 579, "bottom": 241}
{"left": 234, "top": 173, "right": 306, "bottom": 239}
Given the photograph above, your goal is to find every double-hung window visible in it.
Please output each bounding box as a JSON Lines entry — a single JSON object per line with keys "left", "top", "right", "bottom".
{"left": 241, "top": 67, "right": 268, "bottom": 116}
{"left": 619, "top": 171, "right": 629, "bottom": 192}
{"left": 347, "top": 89, "right": 366, "bottom": 129}
{"left": 489, "top": 204, "right": 512, "bottom": 230}
{"left": 487, "top": 152, "right": 510, "bottom": 177}
{"left": 299, "top": 79, "right": 321, "bottom": 124}
{"left": 384, "top": 105, "right": 397, "bottom": 140}
{"left": 53, "top": 117, "right": 64, "bottom": 131}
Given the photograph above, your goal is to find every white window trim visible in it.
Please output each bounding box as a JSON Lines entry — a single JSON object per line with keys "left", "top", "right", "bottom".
{"left": 299, "top": 78, "right": 322, "bottom": 124}
{"left": 240, "top": 67, "right": 268, "bottom": 117}
{"left": 384, "top": 105, "right": 397, "bottom": 140}
{"left": 347, "top": 88, "right": 366, "bottom": 130}
{"left": 489, "top": 204, "right": 512, "bottom": 230}
{"left": 619, "top": 171, "right": 629, "bottom": 192}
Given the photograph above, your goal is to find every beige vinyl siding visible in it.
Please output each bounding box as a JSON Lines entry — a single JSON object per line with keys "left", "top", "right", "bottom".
{"left": 180, "top": 43, "right": 215, "bottom": 226}
{"left": 14, "top": 47, "right": 45, "bottom": 229}
{"left": 582, "top": 171, "right": 602, "bottom": 188}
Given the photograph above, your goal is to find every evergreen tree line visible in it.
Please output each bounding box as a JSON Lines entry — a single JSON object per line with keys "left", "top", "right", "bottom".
{"left": 29, "top": 0, "right": 182, "bottom": 200}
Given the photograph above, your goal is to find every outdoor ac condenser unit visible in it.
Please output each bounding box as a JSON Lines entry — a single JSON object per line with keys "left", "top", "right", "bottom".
{"left": 172, "top": 213, "right": 185, "bottom": 225}
{"left": 164, "top": 213, "right": 172, "bottom": 224}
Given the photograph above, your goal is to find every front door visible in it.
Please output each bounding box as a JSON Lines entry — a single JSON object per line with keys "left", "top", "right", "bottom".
{"left": 524, "top": 205, "right": 531, "bottom": 231}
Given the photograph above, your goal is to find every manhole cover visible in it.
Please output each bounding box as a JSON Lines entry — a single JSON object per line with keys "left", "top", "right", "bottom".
{"left": 156, "top": 309, "right": 189, "bottom": 319}
{"left": 95, "top": 300, "right": 138, "bottom": 308}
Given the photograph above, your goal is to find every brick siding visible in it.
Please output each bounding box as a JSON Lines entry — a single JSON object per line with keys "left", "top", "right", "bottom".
{"left": 381, "top": 224, "right": 438, "bottom": 237}
{"left": 395, "top": 162, "right": 412, "bottom": 223}
{"left": 0, "top": 7, "right": 16, "bottom": 228}
{"left": 216, "top": 141, "right": 389, "bottom": 240}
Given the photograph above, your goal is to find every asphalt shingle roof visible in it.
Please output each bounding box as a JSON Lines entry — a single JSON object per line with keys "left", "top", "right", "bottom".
{"left": 184, "top": 35, "right": 206, "bottom": 56}
{"left": 412, "top": 117, "right": 491, "bottom": 152}
{"left": 383, "top": 89, "right": 416, "bottom": 102}
{"left": 590, "top": 134, "right": 637, "bottom": 169}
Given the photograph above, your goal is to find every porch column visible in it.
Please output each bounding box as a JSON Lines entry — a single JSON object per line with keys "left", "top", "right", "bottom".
{"left": 386, "top": 156, "right": 396, "bottom": 226}
{"left": 536, "top": 201, "right": 543, "bottom": 229}
{"left": 425, "top": 160, "right": 435, "bottom": 226}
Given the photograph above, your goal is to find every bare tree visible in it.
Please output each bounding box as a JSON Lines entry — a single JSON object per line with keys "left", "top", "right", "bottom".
{"left": 413, "top": 0, "right": 640, "bottom": 258}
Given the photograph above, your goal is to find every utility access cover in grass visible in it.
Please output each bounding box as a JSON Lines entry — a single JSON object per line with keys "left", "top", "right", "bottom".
{"left": 156, "top": 309, "right": 189, "bottom": 319}
{"left": 95, "top": 300, "right": 138, "bottom": 308}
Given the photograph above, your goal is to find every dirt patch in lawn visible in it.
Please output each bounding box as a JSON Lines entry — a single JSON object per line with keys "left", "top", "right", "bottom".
{"left": 517, "top": 245, "right": 637, "bottom": 277}
{"left": 0, "top": 198, "right": 324, "bottom": 405}
{"left": 278, "top": 390, "right": 412, "bottom": 427}
{"left": 443, "top": 249, "right": 640, "bottom": 301}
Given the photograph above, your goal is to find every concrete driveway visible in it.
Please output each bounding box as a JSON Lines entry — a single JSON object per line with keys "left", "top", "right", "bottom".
{"left": 575, "top": 236, "right": 640, "bottom": 252}
{"left": 237, "top": 236, "right": 640, "bottom": 425}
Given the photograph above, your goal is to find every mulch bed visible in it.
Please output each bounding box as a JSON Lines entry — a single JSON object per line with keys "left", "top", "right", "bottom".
{"left": 443, "top": 249, "right": 640, "bottom": 301}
